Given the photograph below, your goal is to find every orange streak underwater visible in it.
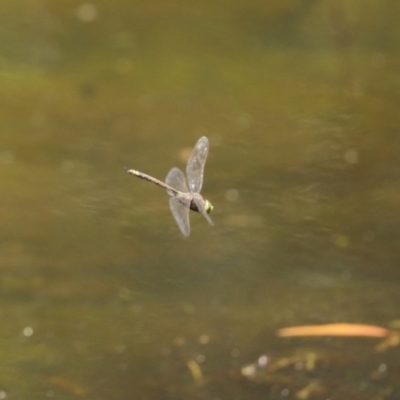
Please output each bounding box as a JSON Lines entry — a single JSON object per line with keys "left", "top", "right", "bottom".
{"left": 277, "top": 323, "right": 391, "bottom": 338}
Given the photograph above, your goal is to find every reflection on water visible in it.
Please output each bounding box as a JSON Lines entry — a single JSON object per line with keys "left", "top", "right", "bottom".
{"left": 1, "top": 0, "right": 400, "bottom": 398}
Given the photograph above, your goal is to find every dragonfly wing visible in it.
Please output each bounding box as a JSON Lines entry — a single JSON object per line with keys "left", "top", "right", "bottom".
{"left": 201, "top": 210, "right": 214, "bottom": 226}
{"left": 193, "top": 198, "right": 214, "bottom": 226}
{"left": 186, "top": 136, "right": 209, "bottom": 193}
{"left": 169, "top": 197, "right": 190, "bottom": 237}
{"left": 165, "top": 167, "right": 188, "bottom": 196}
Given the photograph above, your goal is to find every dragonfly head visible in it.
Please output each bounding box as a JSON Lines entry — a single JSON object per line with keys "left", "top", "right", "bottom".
{"left": 204, "top": 200, "right": 213, "bottom": 214}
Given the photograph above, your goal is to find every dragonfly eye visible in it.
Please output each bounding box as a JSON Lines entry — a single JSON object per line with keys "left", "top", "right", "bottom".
{"left": 205, "top": 200, "right": 213, "bottom": 214}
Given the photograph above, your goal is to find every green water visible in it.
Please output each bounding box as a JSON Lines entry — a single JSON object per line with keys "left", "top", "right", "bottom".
{"left": 0, "top": 1, "right": 399, "bottom": 398}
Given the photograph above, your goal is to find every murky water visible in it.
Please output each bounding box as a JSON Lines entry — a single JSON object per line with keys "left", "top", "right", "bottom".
{"left": 1, "top": 1, "right": 400, "bottom": 399}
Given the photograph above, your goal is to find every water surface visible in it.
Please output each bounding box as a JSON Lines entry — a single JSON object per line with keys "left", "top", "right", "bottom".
{"left": 1, "top": 1, "right": 400, "bottom": 398}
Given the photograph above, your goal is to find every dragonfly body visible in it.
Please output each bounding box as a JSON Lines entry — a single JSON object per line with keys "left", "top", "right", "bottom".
{"left": 126, "top": 136, "right": 213, "bottom": 236}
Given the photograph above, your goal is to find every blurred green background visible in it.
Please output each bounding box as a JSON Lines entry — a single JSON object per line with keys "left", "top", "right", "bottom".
{"left": 1, "top": 0, "right": 400, "bottom": 398}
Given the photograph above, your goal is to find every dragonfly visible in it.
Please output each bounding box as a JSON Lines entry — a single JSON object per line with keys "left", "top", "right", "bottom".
{"left": 126, "top": 136, "right": 214, "bottom": 237}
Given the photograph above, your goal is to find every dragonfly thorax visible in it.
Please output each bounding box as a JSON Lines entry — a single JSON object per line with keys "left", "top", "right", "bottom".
{"left": 188, "top": 193, "right": 213, "bottom": 215}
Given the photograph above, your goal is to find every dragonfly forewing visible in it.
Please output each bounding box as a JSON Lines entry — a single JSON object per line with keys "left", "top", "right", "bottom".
{"left": 169, "top": 197, "right": 190, "bottom": 237}
{"left": 186, "top": 136, "right": 209, "bottom": 193}
{"left": 165, "top": 167, "right": 188, "bottom": 195}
